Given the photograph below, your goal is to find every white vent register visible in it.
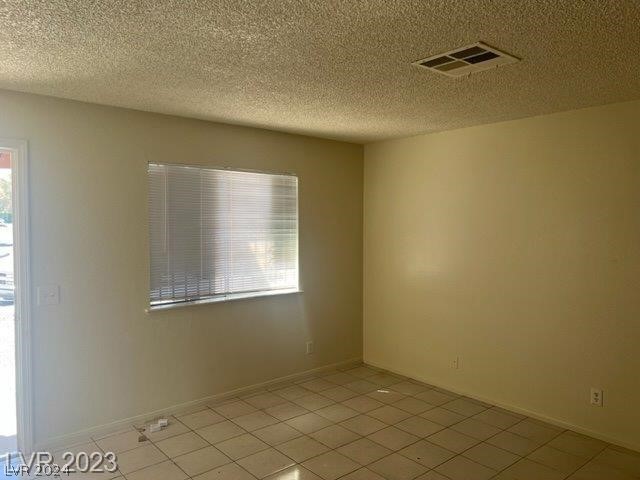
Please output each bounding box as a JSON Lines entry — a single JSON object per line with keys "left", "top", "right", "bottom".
{"left": 413, "top": 42, "right": 519, "bottom": 77}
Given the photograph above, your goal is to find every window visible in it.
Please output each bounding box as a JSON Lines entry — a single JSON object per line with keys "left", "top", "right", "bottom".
{"left": 148, "top": 163, "right": 299, "bottom": 308}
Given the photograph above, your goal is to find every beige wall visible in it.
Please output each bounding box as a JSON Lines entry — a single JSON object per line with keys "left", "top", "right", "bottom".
{"left": 364, "top": 100, "right": 640, "bottom": 450}
{"left": 0, "top": 89, "right": 363, "bottom": 446}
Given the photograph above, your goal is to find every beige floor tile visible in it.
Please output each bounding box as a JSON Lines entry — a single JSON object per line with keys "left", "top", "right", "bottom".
{"left": 367, "top": 373, "right": 405, "bottom": 387}
{"left": 487, "top": 431, "right": 542, "bottom": 456}
{"left": 275, "top": 436, "right": 329, "bottom": 463}
{"left": 367, "top": 426, "right": 419, "bottom": 451}
{"left": 343, "top": 380, "right": 379, "bottom": 395}
{"left": 156, "top": 431, "right": 210, "bottom": 458}
{"left": 450, "top": 418, "right": 501, "bottom": 440}
{"left": 96, "top": 430, "right": 148, "bottom": 454}
{"left": 463, "top": 442, "right": 520, "bottom": 470}
{"left": 214, "top": 401, "right": 259, "bottom": 419}
{"left": 233, "top": 412, "right": 280, "bottom": 432}
{"left": 58, "top": 440, "right": 108, "bottom": 459}
{"left": 472, "top": 408, "right": 523, "bottom": 429}
{"left": 64, "top": 364, "right": 632, "bottom": 480}
{"left": 340, "top": 415, "right": 386, "bottom": 436}
{"left": 243, "top": 393, "right": 289, "bottom": 410}
{"left": 508, "top": 419, "right": 563, "bottom": 444}
{"left": 197, "top": 421, "right": 246, "bottom": 444}
{"left": 115, "top": 444, "right": 167, "bottom": 474}
{"left": 292, "top": 394, "right": 335, "bottom": 411}
{"left": 337, "top": 438, "right": 392, "bottom": 465}
{"left": 367, "top": 405, "right": 412, "bottom": 424}
{"left": 65, "top": 472, "right": 122, "bottom": 480}
{"left": 528, "top": 445, "right": 588, "bottom": 475}
{"left": 192, "top": 462, "right": 257, "bottom": 479}
{"left": 319, "top": 386, "right": 358, "bottom": 402}
{"left": 415, "top": 471, "right": 450, "bottom": 480}
{"left": 396, "top": 416, "right": 444, "bottom": 437}
{"left": 253, "top": 423, "right": 302, "bottom": 446}
{"left": 178, "top": 409, "right": 226, "bottom": 430}
{"left": 398, "top": 439, "right": 456, "bottom": 468}
{"left": 339, "top": 467, "right": 386, "bottom": 479}
{"left": 144, "top": 419, "right": 191, "bottom": 442}
{"left": 367, "top": 389, "right": 406, "bottom": 404}
{"left": 125, "top": 460, "right": 187, "bottom": 480}
{"left": 368, "top": 453, "right": 428, "bottom": 480}
{"left": 264, "top": 402, "right": 309, "bottom": 421}
{"left": 323, "top": 372, "right": 358, "bottom": 385}
{"left": 499, "top": 458, "right": 565, "bottom": 480}
{"left": 237, "top": 389, "right": 266, "bottom": 400}
{"left": 415, "top": 390, "right": 457, "bottom": 406}
{"left": 340, "top": 395, "right": 384, "bottom": 413}
{"left": 442, "top": 398, "right": 488, "bottom": 417}
{"left": 285, "top": 413, "right": 332, "bottom": 434}
{"left": 390, "top": 381, "right": 430, "bottom": 396}
{"left": 394, "top": 397, "right": 435, "bottom": 415}
{"left": 173, "top": 446, "right": 231, "bottom": 476}
{"left": 426, "top": 428, "right": 479, "bottom": 454}
{"left": 566, "top": 460, "right": 636, "bottom": 480}
{"left": 272, "top": 386, "right": 311, "bottom": 401}
{"left": 420, "top": 407, "right": 466, "bottom": 427}
{"left": 215, "top": 434, "right": 269, "bottom": 460}
{"left": 302, "top": 451, "right": 360, "bottom": 480}
{"left": 64, "top": 469, "right": 121, "bottom": 480}
{"left": 237, "top": 448, "right": 295, "bottom": 479}
{"left": 594, "top": 447, "right": 640, "bottom": 476}
{"left": 51, "top": 450, "right": 122, "bottom": 480}
{"left": 435, "top": 456, "right": 496, "bottom": 480}
{"left": 547, "top": 431, "right": 607, "bottom": 458}
{"left": 299, "top": 379, "right": 335, "bottom": 393}
{"left": 314, "top": 404, "right": 359, "bottom": 423}
{"left": 309, "top": 425, "right": 360, "bottom": 449}
{"left": 263, "top": 465, "right": 322, "bottom": 479}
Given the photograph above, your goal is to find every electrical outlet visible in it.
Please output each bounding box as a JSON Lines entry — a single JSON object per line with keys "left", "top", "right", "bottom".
{"left": 452, "top": 356, "right": 460, "bottom": 369}
{"left": 590, "top": 388, "right": 603, "bottom": 407}
{"left": 306, "top": 341, "right": 314, "bottom": 355}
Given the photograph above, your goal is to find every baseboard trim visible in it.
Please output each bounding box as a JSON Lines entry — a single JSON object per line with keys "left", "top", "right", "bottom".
{"left": 34, "top": 357, "right": 362, "bottom": 452}
{"left": 365, "top": 359, "right": 640, "bottom": 454}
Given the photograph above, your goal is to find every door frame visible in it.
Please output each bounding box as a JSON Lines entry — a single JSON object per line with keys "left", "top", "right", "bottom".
{"left": 0, "top": 138, "right": 33, "bottom": 454}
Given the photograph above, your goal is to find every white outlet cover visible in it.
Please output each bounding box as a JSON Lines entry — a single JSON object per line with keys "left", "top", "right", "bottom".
{"left": 590, "top": 388, "right": 603, "bottom": 407}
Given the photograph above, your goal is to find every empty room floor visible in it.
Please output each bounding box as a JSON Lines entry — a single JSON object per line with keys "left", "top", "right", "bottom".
{"left": 51, "top": 364, "right": 639, "bottom": 480}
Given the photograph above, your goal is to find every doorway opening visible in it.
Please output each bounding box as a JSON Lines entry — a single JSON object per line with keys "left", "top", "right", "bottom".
{"left": 0, "top": 149, "right": 15, "bottom": 458}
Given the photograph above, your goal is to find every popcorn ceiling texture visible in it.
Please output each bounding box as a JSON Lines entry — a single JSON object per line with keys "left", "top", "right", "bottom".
{"left": 0, "top": 0, "right": 639, "bottom": 143}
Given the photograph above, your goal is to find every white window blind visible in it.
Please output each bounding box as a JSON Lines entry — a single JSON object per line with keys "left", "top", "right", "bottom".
{"left": 148, "top": 163, "right": 299, "bottom": 307}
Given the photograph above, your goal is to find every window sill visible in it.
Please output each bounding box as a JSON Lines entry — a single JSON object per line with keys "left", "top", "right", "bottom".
{"left": 146, "top": 288, "right": 302, "bottom": 312}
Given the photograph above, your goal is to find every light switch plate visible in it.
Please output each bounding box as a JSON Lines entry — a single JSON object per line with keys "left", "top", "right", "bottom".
{"left": 37, "top": 285, "right": 60, "bottom": 306}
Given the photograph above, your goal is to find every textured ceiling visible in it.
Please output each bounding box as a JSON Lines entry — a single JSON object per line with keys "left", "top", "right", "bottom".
{"left": 1, "top": 1, "right": 639, "bottom": 143}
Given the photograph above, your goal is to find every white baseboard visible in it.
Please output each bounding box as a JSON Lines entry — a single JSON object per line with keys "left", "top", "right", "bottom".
{"left": 34, "top": 357, "right": 362, "bottom": 453}
{"left": 365, "top": 359, "right": 640, "bottom": 454}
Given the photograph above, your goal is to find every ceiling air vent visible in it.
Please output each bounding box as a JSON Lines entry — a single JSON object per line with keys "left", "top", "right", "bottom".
{"left": 413, "top": 42, "right": 519, "bottom": 78}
